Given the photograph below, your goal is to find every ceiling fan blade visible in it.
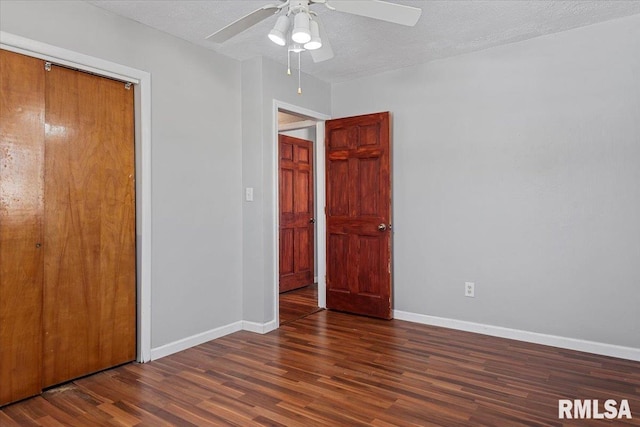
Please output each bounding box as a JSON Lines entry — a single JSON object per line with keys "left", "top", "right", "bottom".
{"left": 327, "top": 0, "right": 422, "bottom": 26}
{"left": 310, "top": 19, "right": 334, "bottom": 63}
{"left": 206, "top": 3, "right": 282, "bottom": 43}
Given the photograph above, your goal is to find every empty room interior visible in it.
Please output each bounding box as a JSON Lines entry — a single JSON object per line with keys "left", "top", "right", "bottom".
{"left": 1, "top": 0, "right": 639, "bottom": 425}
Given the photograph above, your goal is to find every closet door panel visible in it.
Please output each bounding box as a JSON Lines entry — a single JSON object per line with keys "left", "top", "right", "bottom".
{"left": 43, "top": 65, "right": 136, "bottom": 387}
{"left": 0, "top": 50, "right": 45, "bottom": 406}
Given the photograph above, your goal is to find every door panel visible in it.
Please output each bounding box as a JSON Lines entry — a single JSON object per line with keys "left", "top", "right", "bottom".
{"left": 279, "top": 135, "right": 314, "bottom": 293}
{"left": 296, "top": 228, "right": 311, "bottom": 271}
{"left": 43, "top": 65, "right": 136, "bottom": 387}
{"left": 325, "top": 112, "right": 391, "bottom": 319}
{"left": 0, "top": 49, "right": 45, "bottom": 406}
{"left": 280, "top": 229, "right": 294, "bottom": 275}
{"left": 294, "top": 170, "right": 310, "bottom": 213}
{"left": 327, "top": 234, "right": 349, "bottom": 292}
{"left": 328, "top": 160, "right": 349, "bottom": 215}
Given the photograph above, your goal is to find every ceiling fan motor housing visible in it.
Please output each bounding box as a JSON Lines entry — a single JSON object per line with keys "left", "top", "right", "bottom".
{"left": 289, "top": 0, "right": 311, "bottom": 15}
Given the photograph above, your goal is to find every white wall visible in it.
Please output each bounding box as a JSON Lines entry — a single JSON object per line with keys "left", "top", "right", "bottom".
{"left": 332, "top": 14, "right": 640, "bottom": 349}
{"left": 242, "top": 57, "right": 330, "bottom": 324}
{"left": 1, "top": 1, "right": 244, "bottom": 349}
{"left": 280, "top": 127, "right": 316, "bottom": 141}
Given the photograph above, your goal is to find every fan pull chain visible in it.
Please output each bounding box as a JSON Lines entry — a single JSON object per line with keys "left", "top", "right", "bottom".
{"left": 287, "top": 48, "right": 291, "bottom": 75}
{"left": 297, "top": 51, "right": 302, "bottom": 95}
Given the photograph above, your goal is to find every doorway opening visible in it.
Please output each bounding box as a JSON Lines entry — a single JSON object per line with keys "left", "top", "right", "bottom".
{"left": 275, "top": 105, "right": 328, "bottom": 325}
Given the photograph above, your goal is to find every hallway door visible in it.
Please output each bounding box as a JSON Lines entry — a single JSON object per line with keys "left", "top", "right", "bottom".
{"left": 279, "top": 134, "right": 315, "bottom": 293}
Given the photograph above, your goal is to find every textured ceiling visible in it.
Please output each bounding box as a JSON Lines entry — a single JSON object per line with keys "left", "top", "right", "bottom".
{"left": 87, "top": 1, "right": 640, "bottom": 83}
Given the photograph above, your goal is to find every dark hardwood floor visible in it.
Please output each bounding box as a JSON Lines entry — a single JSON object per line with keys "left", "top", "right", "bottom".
{"left": 279, "top": 283, "right": 320, "bottom": 325}
{"left": 2, "top": 310, "right": 639, "bottom": 426}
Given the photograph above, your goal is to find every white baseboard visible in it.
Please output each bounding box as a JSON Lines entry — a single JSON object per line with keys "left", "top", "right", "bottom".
{"left": 150, "top": 319, "right": 279, "bottom": 360}
{"left": 150, "top": 321, "right": 243, "bottom": 361}
{"left": 393, "top": 310, "right": 640, "bottom": 362}
{"left": 243, "top": 319, "right": 278, "bottom": 334}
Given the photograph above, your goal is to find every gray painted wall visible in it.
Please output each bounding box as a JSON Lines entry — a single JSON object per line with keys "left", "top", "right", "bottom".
{"left": 332, "top": 14, "right": 640, "bottom": 348}
{"left": 242, "top": 57, "right": 330, "bottom": 323}
{"left": 1, "top": 1, "right": 244, "bottom": 348}
{"left": 3, "top": 0, "right": 637, "bottom": 352}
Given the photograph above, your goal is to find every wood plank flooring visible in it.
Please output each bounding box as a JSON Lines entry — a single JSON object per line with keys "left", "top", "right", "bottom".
{"left": 279, "top": 283, "right": 320, "bottom": 325}
{"left": 1, "top": 310, "right": 639, "bottom": 426}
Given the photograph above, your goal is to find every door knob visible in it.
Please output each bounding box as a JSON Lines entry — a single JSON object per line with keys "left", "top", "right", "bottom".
{"left": 378, "top": 223, "right": 387, "bottom": 232}
{"left": 310, "top": 218, "right": 316, "bottom": 224}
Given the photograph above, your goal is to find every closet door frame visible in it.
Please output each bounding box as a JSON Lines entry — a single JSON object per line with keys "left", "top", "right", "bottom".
{"left": 0, "top": 31, "right": 152, "bottom": 363}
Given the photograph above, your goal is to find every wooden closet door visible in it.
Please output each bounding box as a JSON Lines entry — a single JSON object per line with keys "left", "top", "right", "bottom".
{"left": 43, "top": 65, "right": 136, "bottom": 387}
{"left": 0, "top": 50, "right": 45, "bottom": 406}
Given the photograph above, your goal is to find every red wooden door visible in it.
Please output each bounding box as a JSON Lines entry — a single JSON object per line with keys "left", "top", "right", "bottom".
{"left": 325, "top": 112, "right": 392, "bottom": 319}
{"left": 279, "top": 135, "right": 315, "bottom": 293}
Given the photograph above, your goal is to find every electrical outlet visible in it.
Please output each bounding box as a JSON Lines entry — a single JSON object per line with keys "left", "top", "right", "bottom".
{"left": 465, "top": 282, "right": 475, "bottom": 298}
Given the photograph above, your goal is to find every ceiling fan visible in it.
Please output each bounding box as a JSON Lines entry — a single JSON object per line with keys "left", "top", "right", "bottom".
{"left": 205, "top": 0, "right": 422, "bottom": 63}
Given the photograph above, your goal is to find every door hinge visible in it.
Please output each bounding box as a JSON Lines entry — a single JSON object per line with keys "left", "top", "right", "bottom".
{"left": 125, "top": 82, "right": 132, "bottom": 90}
{"left": 44, "top": 62, "right": 52, "bottom": 72}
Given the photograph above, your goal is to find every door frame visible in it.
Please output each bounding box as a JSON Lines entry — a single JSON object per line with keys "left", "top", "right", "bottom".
{"left": 272, "top": 100, "right": 330, "bottom": 325}
{"left": 1, "top": 31, "right": 153, "bottom": 362}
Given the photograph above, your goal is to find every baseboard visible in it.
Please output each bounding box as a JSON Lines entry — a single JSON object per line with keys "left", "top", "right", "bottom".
{"left": 243, "top": 319, "right": 278, "bottom": 334}
{"left": 149, "top": 319, "right": 279, "bottom": 361}
{"left": 393, "top": 310, "right": 640, "bottom": 362}
{"left": 150, "top": 321, "right": 243, "bottom": 360}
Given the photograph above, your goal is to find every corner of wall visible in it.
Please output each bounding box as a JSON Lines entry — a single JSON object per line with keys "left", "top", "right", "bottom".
{"left": 241, "top": 56, "right": 267, "bottom": 324}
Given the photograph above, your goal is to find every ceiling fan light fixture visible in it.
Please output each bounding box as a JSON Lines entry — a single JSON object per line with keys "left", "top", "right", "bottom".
{"left": 291, "top": 11, "right": 311, "bottom": 44}
{"left": 304, "top": 19, "right": 322, "bottom": 50}
{"left": 268, "top": 14, "right": 290, "bottom": 46}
